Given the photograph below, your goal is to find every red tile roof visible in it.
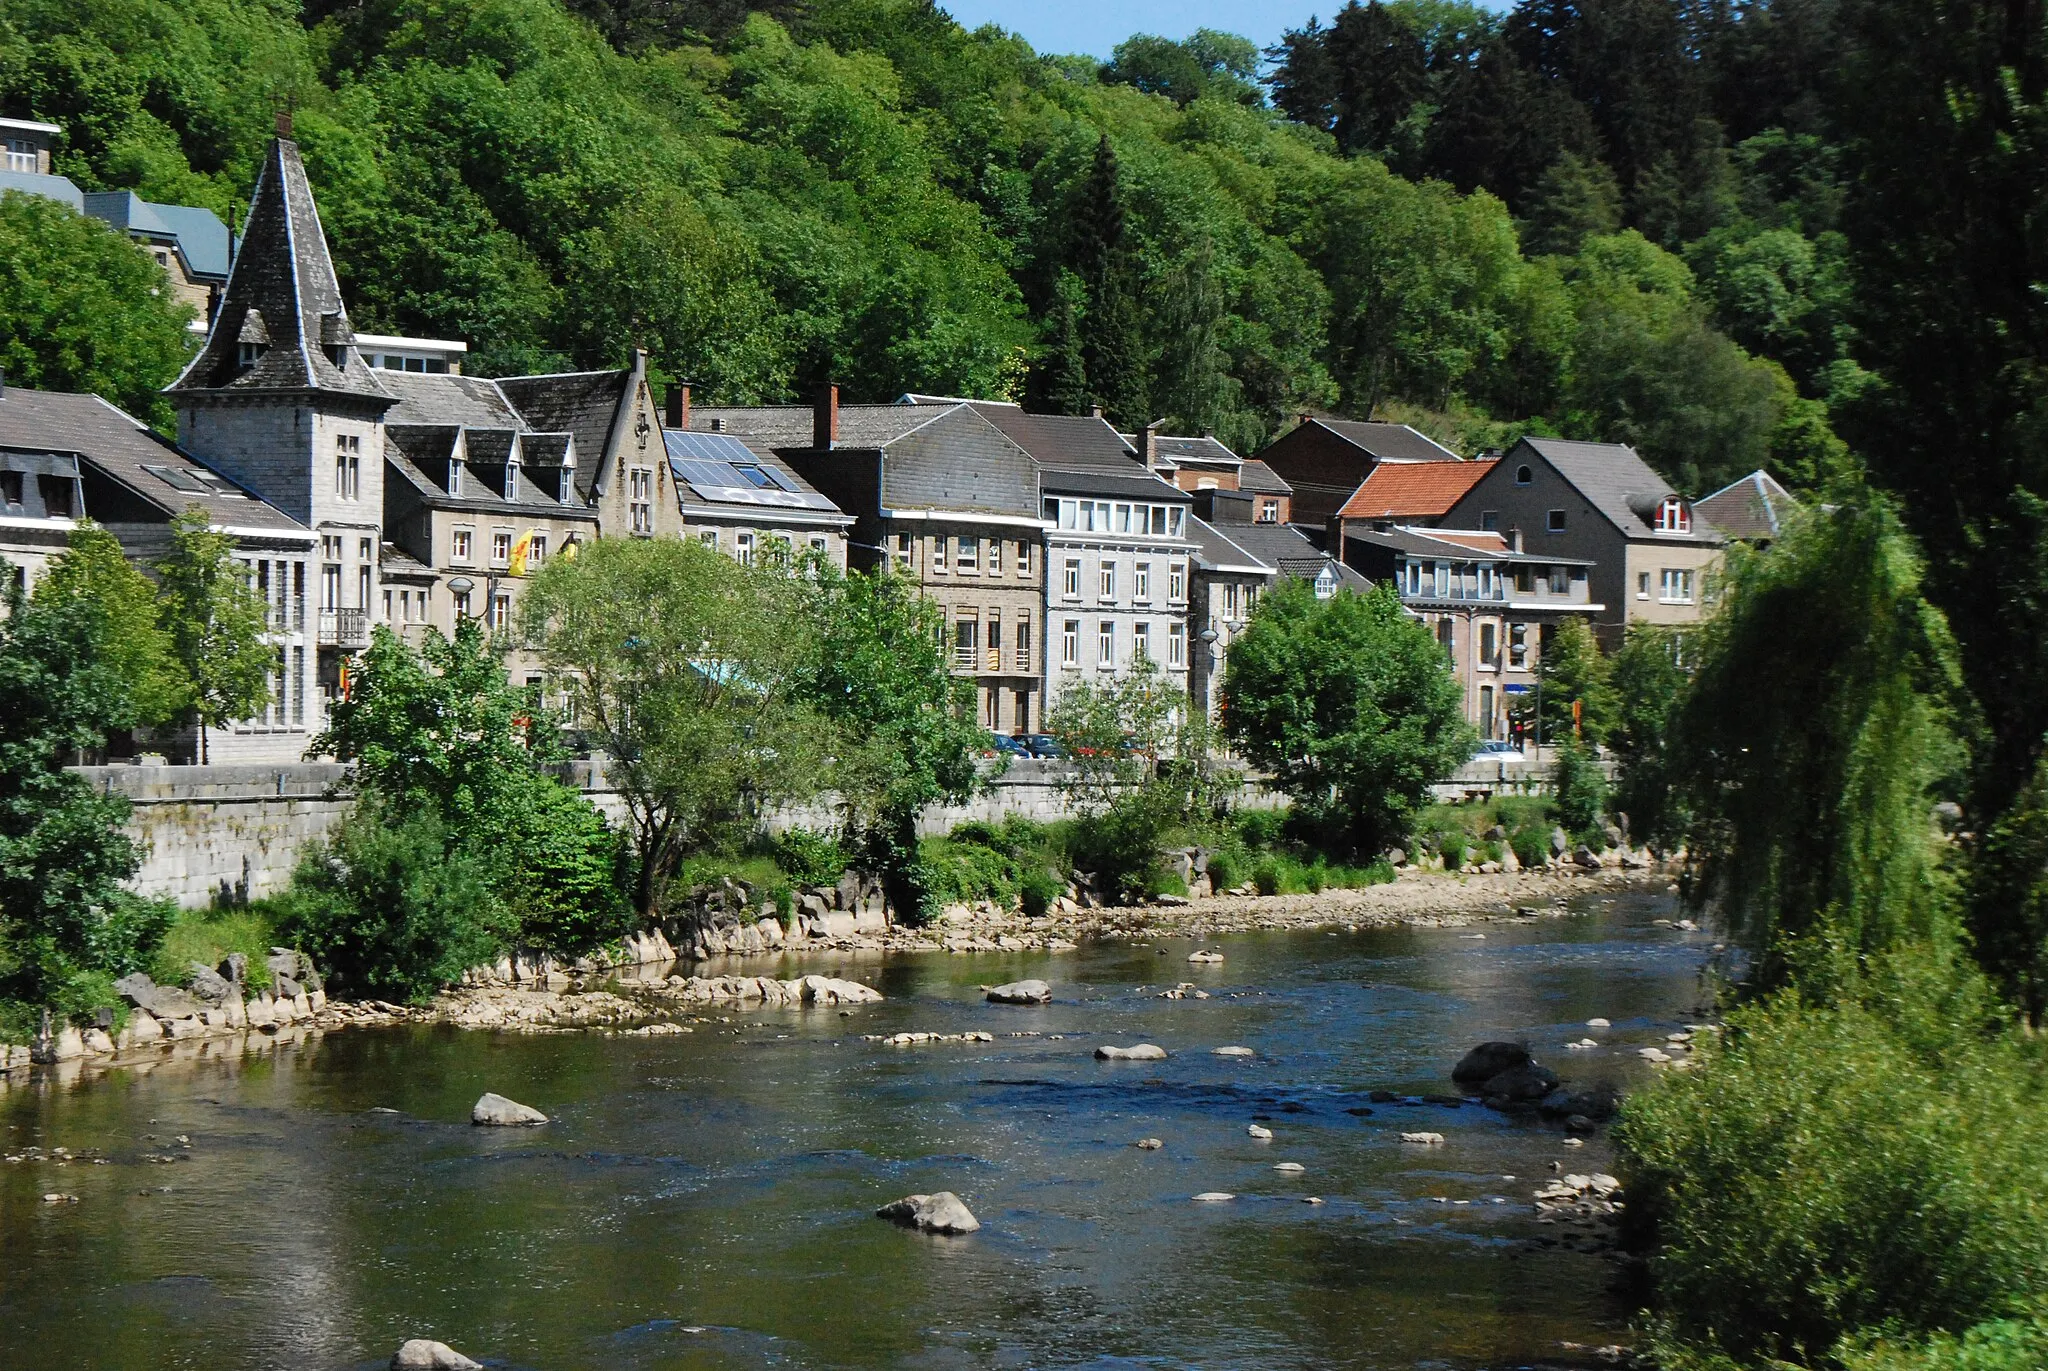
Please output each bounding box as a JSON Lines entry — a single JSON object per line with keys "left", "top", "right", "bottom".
{"left": 1337, "top": 459, "right": 1496, "bottom": 520}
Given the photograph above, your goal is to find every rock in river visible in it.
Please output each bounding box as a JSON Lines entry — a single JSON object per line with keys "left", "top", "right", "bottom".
{"left": 1212, "top": 1045, "right": 1255, "bottom": 1057}
{"left": 1095, "top": 1043, "right": 1168, "bottom": 1061}
{"left": 471, "top": 1093, "right": 548, "bottom": 1126}
{"left": 1479, "top": 1062, "right": 1559, "bottom": 1104}
{"left": 985, "top": 979, "right": 1051, "bottom": 1005}
{"left": 1187, "top": 950, "right": 1225, "bottom": 964}
{"left": 876, "top": 1191, "right": 980, "bottom": 1234}
{"left": 1246, "top": 1124, "right": 1274, "bottom": 1140}
{"left": 1452, "top": 1041, "right": 1531, "bottom": 1084}
{"left": 391, "top": 1340, "right": 482, "bottom": 1370}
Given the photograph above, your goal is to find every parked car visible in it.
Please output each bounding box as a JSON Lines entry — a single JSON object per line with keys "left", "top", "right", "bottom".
{"left": 1472, "top": 740, "right": 1521, "bottom": 757}
{"left": 1020, "top": 733, "right": 1065, "bottom": 758}
{"left": 987, "top": 732, "right": 1029, "bottom": 757}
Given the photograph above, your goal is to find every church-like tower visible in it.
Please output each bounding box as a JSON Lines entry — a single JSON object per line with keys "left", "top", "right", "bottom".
{"left": 169, "top": 125, "right": 394, "bottom": 668}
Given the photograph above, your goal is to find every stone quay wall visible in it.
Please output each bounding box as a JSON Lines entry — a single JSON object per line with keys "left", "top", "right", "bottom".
{"left": 74, "top": 757, "right": 1287, "bottom": 908}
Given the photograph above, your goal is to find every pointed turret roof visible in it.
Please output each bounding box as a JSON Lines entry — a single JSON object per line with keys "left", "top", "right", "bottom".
{"left": 170, "top": 137, "right": 389, "bottom": 402}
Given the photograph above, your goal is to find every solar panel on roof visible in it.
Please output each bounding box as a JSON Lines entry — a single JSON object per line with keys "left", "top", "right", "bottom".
{"left": 664, "top": 430, "right": 761, "bottom": 464}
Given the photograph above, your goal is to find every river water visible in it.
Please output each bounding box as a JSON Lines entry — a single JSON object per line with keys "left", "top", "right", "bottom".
{"left": 0, "top": 890, "right": 1711, "bottom": 1371}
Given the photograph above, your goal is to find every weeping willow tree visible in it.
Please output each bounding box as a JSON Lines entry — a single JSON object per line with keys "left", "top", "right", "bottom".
{"left": 1673, "top": 493, "right": 1969, "bottom": 992}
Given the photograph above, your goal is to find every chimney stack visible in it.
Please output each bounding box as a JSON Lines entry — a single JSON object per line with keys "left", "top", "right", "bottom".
{"left": 813, "top": 381, "right": 840, "bottom": 449}
{"left": 1141, "top": 420, "right": 1162, "bottom": 472}
{"left": 1090, "top": 404, "right": 1104, "bottom": 420}
{"left": 0, "top": 368, "right": 7, "bottom": 399}
{"left": 665, "top": 382, "right": 689, "bottom": 430}
{"left": 275, "top": 107, "right": 293, "bottom": 139}
{"left": 1509, "top": 526, "right": 1523, "bottom": 554}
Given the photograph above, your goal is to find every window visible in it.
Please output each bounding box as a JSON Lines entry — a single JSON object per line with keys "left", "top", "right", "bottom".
{"left": 1480, "top": 621, "right": 1498, "bottom": 668}
{"left": 1655, "top": 497, "right": 1691, "bottom": 533}
{"left": 1115, "top": 503, "right": 1133, "bottom": 533}
{"left": 320, "top": 562, "right": 341, "bottom": 612}
{"left": 1257, "top": 498, "right": 1279, "bottom": 523}
{"left": 237, "top": 341, "right": 267, "bottom": 371}
{"left": 1546, "top": 509, "right": 1566, "bottom": 532}
{"left": 3, "top": 139, "right": 36, "bottom": 174}
{"left": 1134, "top": 621, "right": 1152, "bottom": 661}
{"left": 988, "top": 540, "right": 1003, "bottom": 575}
{"left": 1436, "top": 618, "right": 1454, "bottom": 657}
{"left": 491, "top": 531, "right": 512, "bottom": 566}
{"left": 1168, "top": 621, "right": 1186, "bottom": 668}
{"left": 452, "top": 527, "right": 473, "bottom": 562}
{"left": 1480, "top": 510, "right": 1499, "bottom": 531}
{"left": 1509, "top": 622, "right": 1528, "bottom": 667}
{"left": 1478, "top": 565, "right": 1496, "bottom": 599}
{"left": 360, "top": 538, "right": 374, "bottom": 563}
{"left": 1099, "top": 561, "right": 1116, "bottom": 600}
{"left": 1549, "top": 564, "right": 1569, "bottom": 595}
{"left": 528, "top": 534, "right": 547, "bottom": 569}
{"left": 0, "top": 472, "right": 19, "bottom": 506}
{"left": 38, "top": 475, "right": 72, "bottom": 518}
{"left": 1433, "top": 562, "right": 1450, "bottom": 598}
{"left": 933, "top": 536, "right": 948, "bottom": 574}
{"left": 335, "top": 434, "right": 362, "bottom": 501}
{"left": 1016, "top": 621, "right": 1031, "bottom": 670}
{"left": 448, "top": 460, "right": 464, "bottom": 497}
{"left": 1169, "top": 508, "right": 1185, "bottom": 537}
{"left": 809, "top": 535, "right": 828, "bottom": 553}
{"left": 735, "top": 532, "right": 756, "bottom": 566}
{"left": 1063, "top": 558, "right": 1081, "bottom": 598}
{"left": 1660, "top": 568, "right": 1695, "bottom": 603}
{"left": 700, "top": 529, "right": 718, "bottom": 549}
{"left": 1223, "top": 582, "right": 1240, "bottom": 618}
{"left": 1018, "top": 542, "right": 1032, "bottom": 577}
{"left": 1480, "top": 685, "right": 1495, "bottom": 737}
{"left": 381, "top": 588, "right": 392, "bottom": 622}
{"left": 1097, "top": 621, "right": 1115, "bottom": 668}
{"left": 1168, "top": 561, "right": 1186, "bottom": 602}
{"left": 629, "top": 467, "right": 654, "bottom": 534}
{"left": 1061, "top": 619, "right": 1079, "bottom": 667}
{"left": 1403, "top": 561, "right": 1421, "bottom": 597}
{"left": 957, "top": 536, "right": 978, "bottom": 571}
{"left": 452, "top": 589, "right": 472, "bottom": 619}
{"left": 1515, "top": 464, "right": 1533, "bottom": 485}
{"left": 358, "top": 562, "right": 371, "bottom": 612}
{"left": 491, "top": 591, "right": 512, "bottom": 628}
{"left": 1134, "top": 562, "right": 1151, "bottom": 602}
{"left": 893, "top": 533, "right": 912, "bottom": 570}
{"left": 1637, "top": 571, "right": 1651, "bottom": 600}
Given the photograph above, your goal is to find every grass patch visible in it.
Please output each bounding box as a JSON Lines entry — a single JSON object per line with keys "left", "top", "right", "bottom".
{"left": 152, "top": 904, "right": 278, "bottom": 986}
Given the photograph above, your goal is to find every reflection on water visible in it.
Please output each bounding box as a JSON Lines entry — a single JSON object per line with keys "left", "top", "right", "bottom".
{"left": 0, "top": 890, "right": 1711, "bottom": 1371}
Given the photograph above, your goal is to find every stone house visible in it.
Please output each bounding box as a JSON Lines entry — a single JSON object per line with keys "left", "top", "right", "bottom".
{"left": 726, "top": 394, "right": 1048, "bottom": 735}
{"left": 1695, "top": 469, "right": 1797, "bottom": 546}
{"left": 662, "top": 387, "right": 851, "bottom": 566}
{"left": 0, "top": 383, "right": 319, "bottom": 762}
{"left": 1343, "top": 525, "right": 1601, "bottom": 741}
{"left": 1441, "top": 436, "right": 1724, "bottom": 645}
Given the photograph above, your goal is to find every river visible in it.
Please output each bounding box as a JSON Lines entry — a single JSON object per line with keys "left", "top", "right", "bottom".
{"left": 0, "top": 889, "right": 1711, "bottom": 1371}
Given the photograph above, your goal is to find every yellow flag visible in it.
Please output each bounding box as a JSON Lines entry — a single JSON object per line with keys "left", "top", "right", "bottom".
{"left": 559, "top": 538, "right": 578, "bottom": 561}
{"left": 509, "top": 530, "right": 533, "bottom": 577}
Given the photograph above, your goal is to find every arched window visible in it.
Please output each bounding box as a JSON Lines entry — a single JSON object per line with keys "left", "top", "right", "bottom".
{"left": 1515, "top": 464, "right": 1533, "bottom": 485}
{"left": 1655, "top": 497, "right": 1691, "bottom": 533}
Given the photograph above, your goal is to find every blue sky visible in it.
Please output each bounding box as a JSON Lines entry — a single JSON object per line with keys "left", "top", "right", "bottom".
{"left": 935, "top": 0, "right": 1310, "bottom": 61}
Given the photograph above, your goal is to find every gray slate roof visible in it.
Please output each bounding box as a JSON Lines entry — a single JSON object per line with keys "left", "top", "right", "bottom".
{"left": 495, "top": 370, "right": 633, "bottom": 501}
{"left": 1187, "top": 516, "right": 1271, "bottom": 574}
{"left": 1202, "top": 520, "right": 1372, "bottom": 591}
{"left": 970, "top": 404, "right": 1139, "bottom": 469}
{"left": 380, "top": 371, "right": 527, "bottom": 429}
{"left": 170, "top": 138, "right": 388, "bottom": 401}
{"left": 1311, "top": 419, "right": 1459, "bottom": 461}
{"left": 1517, "top": 436, "right": 1722, "bottom": 543}
{"left": 82, "top": 191, "right": 230, "bottom": 279}
{"left": 1343, "top": 525, "right": 1594, "bottom": 566}
{"left": 1135, "top": 433, "right": 1240, "bottom": 468}
{"left": 1695, "top": 469, "right": 1796, "bottom": 540}
{"left": 0, "top": 172, "right": 82, "bottom": 211}
{"left": 1237, "top": 459, "right": 1291, "bottom": 494}
{"left": 0, "top": 387, "right": 305, "bottom": 533}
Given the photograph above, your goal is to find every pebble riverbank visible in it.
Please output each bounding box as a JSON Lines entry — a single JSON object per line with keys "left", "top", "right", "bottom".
{"left": 0, "top": 862, "right": 1677, "bottom": 1085}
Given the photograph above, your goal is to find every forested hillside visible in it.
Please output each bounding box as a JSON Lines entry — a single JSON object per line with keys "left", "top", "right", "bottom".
{"left": 0, "top": 0, "right": 1871, "bottom": 495}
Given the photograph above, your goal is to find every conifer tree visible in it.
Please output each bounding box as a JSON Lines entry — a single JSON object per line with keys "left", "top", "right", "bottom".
{"left": 1070, "top": 134, "right": 1149, "bottom": 427}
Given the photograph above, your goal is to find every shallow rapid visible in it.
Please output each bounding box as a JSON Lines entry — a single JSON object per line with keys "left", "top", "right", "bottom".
{"left": 0, "top": 889, "right": 1712, "bottom": 1371}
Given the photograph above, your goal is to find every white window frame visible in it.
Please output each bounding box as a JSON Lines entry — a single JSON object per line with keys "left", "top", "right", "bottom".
{"left": 1168, "top": 561, "right": 1186, "bottom": 603}
{"left": 1134, "top": 621, "right": 1152, "bottom": 661}
{"left": 452, "top": 527, "right": 473, "bottom": 563}
{"left": 1168, "top": 621, "right": 1186, "bottom": 668}
{"left": 1063, "top": 558, "right": 1081, "bottom": 599}
{"left": 1134, "top": 562, "right": 1151, "bottom": 603}
{"left": 1099, "top": 561, "right": 1116, "bottom": 601}
{"left": 1097, "top": 621, "right": 1115, "bottom": 668}
{"left": 1061, "top": 619, "right": 1080, "bottom": 668}
{"left": 1660, "top": 568, "right": 1695, "bottom": 604}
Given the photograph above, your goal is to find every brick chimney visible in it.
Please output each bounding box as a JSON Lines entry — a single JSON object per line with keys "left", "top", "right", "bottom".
{"left": 813, "top": 381, "right": 840, "bottom": 449}
{"left": 1090, "top": 404, "right": 1104, "bottom": 420}
{"left": 1508, "top": 526, "right": 1524, "bottom": 554}
{"left": 1141, "top": 420, "right": 1162, "bottom": 471}
{"left": 665, "top": 382, "right": 689, "bottom": 429}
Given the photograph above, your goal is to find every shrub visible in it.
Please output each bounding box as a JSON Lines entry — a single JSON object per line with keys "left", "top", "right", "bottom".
{"left": 272, "top": 805, "right": 511, "bottom": 1004}
{"left": 153, "top": 904, "right": 277, "bottom": 986}
{"left": 1553, "top": 737, "right": 1608, "bottom": 837}
{"left": 1619, "top": 950, "right": 2048, "bottom": 1368}
{"left": 916, "top": 836, "right": 1019, "bottom": 908}
{"left": 1838, "top": 1313, "right": 2048, "bottom": 1371}
{"left": 1205, "top": 850, "right": 1240, "bottom": 893}
{"left": 773, "top": 827, "right": 848, "bottom": 886}
{"left": 1018, "top": 867, "right": 1063, "bottom": 918}
{"left": 500, "top": 772, "right": 633, "bottom": 955}
{"left": 1252, "top": 858, "right": 1282, "bottom": 896}
{"left": 1510, "top": 820, "right": 1553, "bottom": 869}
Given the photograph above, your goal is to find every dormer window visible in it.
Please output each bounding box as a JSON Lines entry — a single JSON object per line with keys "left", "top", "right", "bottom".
{"left": 448, "top": 460, "right": 464, "bottom": 497}
{"left": 1515, "top": 464, "right": 1533, "bottom": 485}
{"left": 324, "top": 344, "right": 348, "bottom": 370}
{"left": 1655, "top": 497, "right": 1691, "bottom": 533}
{"left": 237, "top": 341, "right": 268, "bottom": 371}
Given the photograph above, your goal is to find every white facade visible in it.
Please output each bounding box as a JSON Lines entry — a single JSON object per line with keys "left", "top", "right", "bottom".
{"left": 1041, "top": 493, "right": 1196, "bottom": 701}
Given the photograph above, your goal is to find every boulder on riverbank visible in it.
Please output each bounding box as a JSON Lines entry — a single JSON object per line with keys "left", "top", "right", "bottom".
{"left": 1479, "top": 1062, "right": 1559, "bottom": 1105}
{"left": 391, "top": 1340, "right": 482, "bottom": 1370}
{"left": 876, "top": 1191, "right": 979, "bottom": 1233}
{"left": 1452, "top": 1041, "right": 1531, "bottom": 1083}
{"left": 984, "top": 979, "right": 1051, "bottom": 1004}
{"left": 471, "top": 1092, "right": 548, "bottom": 1126}
{"left": 1095, "top": 1043, "right": 1168, "bottom": 1061}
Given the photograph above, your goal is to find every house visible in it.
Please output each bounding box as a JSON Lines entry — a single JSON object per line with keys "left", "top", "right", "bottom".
{"left": 953, "top": 405, "right": 1199, "bottom": 707}
{"left": 1329, "top": 457, "right": 1497, "bottom": 542}
{"left": 1251, "top": 416, "right": 1461, "bottom": 532}
{"left": 1, "top": 118, "right": 230, "bottom": 324}
{"left": 725, "top": 393, "right": 1048, "bottom": 734}
{"left": 166, "top": 124, "right": 697, "bottom": 702}
{"left": 1343, "top": 525, "right": 1600, "bottom": 741}
{"left": 0, "top": 382, "right": 318, "bottom": 762}
{"left": 1695, "top": 469, "right": 1797, "bottom": 545}
{"left": 1442, "top": 436, "right": 1723, "bottom": 644}
{"left": 661, "top": 388, "right": 851, "bottom": 566}
{"left": 1123, "top": 431, "right": 1293, "bottom": 523}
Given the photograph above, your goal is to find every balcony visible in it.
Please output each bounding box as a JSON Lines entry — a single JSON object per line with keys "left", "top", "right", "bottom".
{"left": 266, "top": 596, "right": 307, "bottom": 635}
{"left": 1013, "top": 648, "right": 1032, "bottom": 674}
{"left": 953, "top": 646, "right": 979, "bottom": 673}
{"left": 317, "top": 607, "right": 370, "bottom": 649}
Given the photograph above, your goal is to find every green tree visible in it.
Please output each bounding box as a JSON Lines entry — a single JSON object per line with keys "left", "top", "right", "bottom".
{"left": 793, "top": 563, "right": 984, "bottom": 919}
{"left": 1607, "top": 623, "right": 1690, "bottom": 848}
{"left": 1071, "top": 134, "right": 1149, "bottom": 426}
{"left": 1522, "top": 152, "right": 1623, "bottom": 257}
{"left": 1222, "top": 581, "right": 1473, "bottom": 858}
{"left": 1529, "top": 617, "right": 1616, "bottom": 744}
{"left": 1669, "top": 497, "right": 1965, "bottom": 991}
{"left": 0, "top": 191, "right": 195, "bottom": 426}
{"left": 31, "top": 522, "right": 188, "bottom": 728}
{"left": 0, "top": 572, "right": 172, "bottom": 1031}
{"left": 155, "top": 510, "right": 272, "bottom": 765}
{"left": 522, "top": 537, "right": 837, "bottom": 917}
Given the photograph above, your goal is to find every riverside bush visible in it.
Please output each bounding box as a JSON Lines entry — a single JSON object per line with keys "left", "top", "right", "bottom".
{"left": 1837, "top": 1312, "right": 2048, "bottom": 1371}
{"left": 1618, "top": 950, "right": 2048, "bottom": 1368}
